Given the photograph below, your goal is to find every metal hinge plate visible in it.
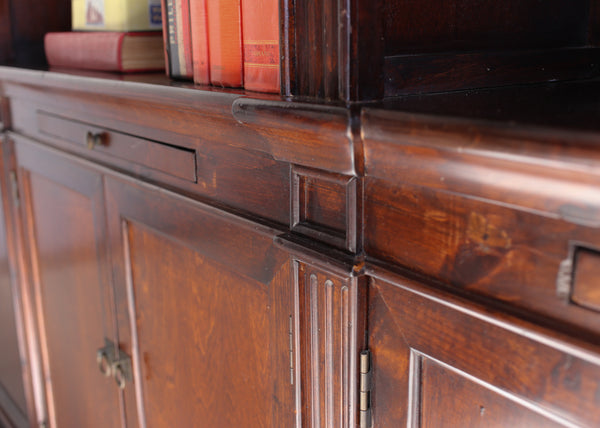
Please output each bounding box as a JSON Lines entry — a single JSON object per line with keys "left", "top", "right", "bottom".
{"left": 360, "top": 350, "right": 372, "bottom": 428}
{"left": 9, "top": 171, "right": 19, "bottom": 206}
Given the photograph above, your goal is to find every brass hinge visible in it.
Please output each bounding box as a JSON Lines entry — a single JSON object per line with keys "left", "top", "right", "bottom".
{"left": 360, "top": 350, "right": 372, "bottom": 428}
{"left": 9, "top": 171, "right": 19, "bottom": 206}
{"left": 289, "top": 315, "right": 294, "bottom": 385}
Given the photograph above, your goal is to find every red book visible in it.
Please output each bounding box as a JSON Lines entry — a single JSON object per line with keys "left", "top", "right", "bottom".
{"left": 241, "top": 0, "right": 280, "bottom": 93}
{"left": 190, "top": 0, "right": 210, "bottom": 84}
{"left": 44, "top": 32, "right": 165, "bottom": 73}
{"left": 162, "top": 0, "right": 194, "bottom": 79}
{"left": 207, "top": 0, "right": 243, "bottom": 87}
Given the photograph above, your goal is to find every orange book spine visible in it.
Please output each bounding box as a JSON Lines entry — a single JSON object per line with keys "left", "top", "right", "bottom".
{"left": 190, "top": 0, "right": 210, "bottom": 84}
{"left": 241, "top": 0, "right": 279, "bottom": 93}
{"left": 207, "top": 0, "right": 243, "bottom": 87}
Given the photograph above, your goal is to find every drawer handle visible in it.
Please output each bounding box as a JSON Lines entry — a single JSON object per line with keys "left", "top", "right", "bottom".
{"left": 86, "top": 131, "right": 105, "bottom": 150}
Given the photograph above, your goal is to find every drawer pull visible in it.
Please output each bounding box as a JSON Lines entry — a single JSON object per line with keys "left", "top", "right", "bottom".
{"left": 85, "top": 131, "right": 104, "bottom": 150}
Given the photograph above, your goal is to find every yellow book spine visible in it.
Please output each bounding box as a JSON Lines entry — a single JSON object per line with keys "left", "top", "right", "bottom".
{"left": 72, "top": 0, "right": 162, "bottom": 31}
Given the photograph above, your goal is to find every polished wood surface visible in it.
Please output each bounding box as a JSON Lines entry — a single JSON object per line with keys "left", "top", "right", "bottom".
{"left": 0, "top": 139, "right": 27, "bottom": 428}
{"left": 2, "top": 64, "right": 600, "bottom": 427}
{"left": 0, "top": 0, "right": 70, "bottom": 66}
{"left": 104, "top": 175, "right": 294, "bottom": 427}
{"left": 362, "top": 106, "right": 600, "bottom": 341}
{"left": 368, "top": 268, "right": 600, "bottom": 427}
{"left": 14, "top": 137, "right": 121, "bottom": 428}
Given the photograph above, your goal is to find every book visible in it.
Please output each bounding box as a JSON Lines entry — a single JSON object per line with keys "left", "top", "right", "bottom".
{"left": 189, "top": 0, "right": 210, "bottom": 84}
{"left": 162, "top": 0, "right": 194, "bottom": 79}
{"left": 44, "top": 32, "right": 165, "bottom": 72}
{"left": 72, "top": 0, "right": 163, "bottom": 31}
{"left": 241, "top": 0, "right": 279, "bottom": 93}
{"left": 207, "top": 0, "right": 243, "bottom": 87}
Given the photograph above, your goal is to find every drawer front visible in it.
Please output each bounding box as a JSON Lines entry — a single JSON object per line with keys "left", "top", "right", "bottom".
{"left": 5, "top": 90, "right": 292, "bottom": 226}
{"left": 363, "top": 111, "right": 600, "bottom": 337}
{"left": 37, "top": 112, "right": 197, "bottom": 183}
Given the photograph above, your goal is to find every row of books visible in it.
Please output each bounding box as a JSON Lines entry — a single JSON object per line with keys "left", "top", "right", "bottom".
{"left": 44, "top": 0, "right": 279, "bottom": 93}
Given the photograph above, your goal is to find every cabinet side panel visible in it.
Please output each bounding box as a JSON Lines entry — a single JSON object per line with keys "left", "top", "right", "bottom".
{"left": 0, "top": 161, "right": 28, "bottom": 425}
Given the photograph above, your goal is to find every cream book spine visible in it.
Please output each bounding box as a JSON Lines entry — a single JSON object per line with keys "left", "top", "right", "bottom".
{"left": 72, "top": 0, "right": 163, "bottom": 31}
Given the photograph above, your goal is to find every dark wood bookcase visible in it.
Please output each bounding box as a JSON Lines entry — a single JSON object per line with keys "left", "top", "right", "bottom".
{"left": 284, "top": 0, "right": 600, "bottom": 101}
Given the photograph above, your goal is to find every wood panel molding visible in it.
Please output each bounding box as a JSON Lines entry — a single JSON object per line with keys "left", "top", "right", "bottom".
{"left": 293, "top": 261, "right": 367, "bottom": 427}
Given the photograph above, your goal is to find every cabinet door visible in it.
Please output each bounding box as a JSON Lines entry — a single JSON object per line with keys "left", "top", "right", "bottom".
{"left": 14, "top": 138, "right": 121, "bottom": 428}
{"left": 105, "top": 176, "right": 294, "bottom": 428}
{"left": 368, "top": 270, "right": 600, "bottom": 427}
{"left": 0, "top": 143, "right": 28, "bottom": 428}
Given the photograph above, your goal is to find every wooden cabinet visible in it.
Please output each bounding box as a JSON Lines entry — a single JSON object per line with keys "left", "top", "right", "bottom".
{"left": 2, "top": 53, "right": 600, "bottom": 427}
{"left": 104, "top": 174, "right": 294, "bottom": 427}
{"left": 368, "top": 271, "right": 600, "bottom": 427}
{"left": 0, "top": 141, "right": 28, "bottom": 428}
{"left": 13, "top": 137, "right": 121, "bottom": 428}
{"left": 7, "top": 129, "right": 297, "bottom": 427}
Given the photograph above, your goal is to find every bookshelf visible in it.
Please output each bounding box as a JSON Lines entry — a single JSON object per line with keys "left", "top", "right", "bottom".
{"left": 2, "top": 0, "right": 600, "bottom": 101}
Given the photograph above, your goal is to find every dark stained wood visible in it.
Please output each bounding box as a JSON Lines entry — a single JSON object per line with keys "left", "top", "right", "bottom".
{"left": 0, "top": 0, "right": 13, "bottom": 63}
{"left": 4, "top": 0, "right": 70, "bottom": 66}
{"left": 0, "top": 138, "right": 27, "bottom": 428}
{"left": 5, "top": 27, "right": 600, "bottom": 426}
{"left": 14, "top": 136, "right": 122, "bottom": 428}
{"left": 362, "top": 107, "right": 600, "bottom": 340}
{"left": 384, "top": 47, "right": 600, "bottom": 97}
{"left": 2, "top": 75, "right": 293, "bottom": 226}
{"left": 383, "top": 0, "right": 589, "bottom": 56}
{"left": 288, "top": 0, "right": 384, "bottom": 101}
{"left": 292, "top": 166, "right": 359, "bottom": 252}
{"left": 379, "top": 78, "right": 600, "bottom": 133}
{"left": 285, "top": 0, "right": 599, "bottom": 100}
{"left": 104, "top": 174, "right": 294, "bottom": 428}
{"left": 294, "top": 263, "right": 366, "bottom": 428}
{"left": 367, "top": 269, "right": 600, "bottom": 427}
{"left": 37, "top": 112, "right": 198, "bottom": 183}
{"left": 232, "top": 98, "right": 354, "bottom": 174}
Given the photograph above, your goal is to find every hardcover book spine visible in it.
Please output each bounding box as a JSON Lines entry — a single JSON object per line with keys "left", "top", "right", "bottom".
{"left": 162, "top": 0, "right": 193, "bottom": 79}
{"left": 44, "top": 32, "right": 123, "bottom": 71}
{"left": 241, "top": 0, "right": 279, "bottom": 93}
{"left": 190, "top": 0, "right": 210, "bottom": 84}
{"left": 178, "top": 0, "right": 194, "bottom": 78}
{"left": 73, "top": 0, "right": 163, "bottom": 31}
{"left": 207, "top": 0, "right": 243, "bottom": 87}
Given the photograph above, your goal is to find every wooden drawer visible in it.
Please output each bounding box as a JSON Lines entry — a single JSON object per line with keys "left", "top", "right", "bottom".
{"left": 4, "top": 90, "right": 292, "bottom": 226}
{"left": 37, "top": 111, "right": 197, "bottom": 183}
{"left": 362, "top": 109, "right": 600, "bottom": 338}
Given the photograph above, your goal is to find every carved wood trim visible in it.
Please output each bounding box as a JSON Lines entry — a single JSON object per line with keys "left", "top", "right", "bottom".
{"left": 293, "top": 261, "right": 367, "bottom": 427}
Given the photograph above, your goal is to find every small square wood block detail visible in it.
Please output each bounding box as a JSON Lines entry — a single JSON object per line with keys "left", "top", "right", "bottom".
{"left": 292, "top": 166, "right": 359, "bottom": 252}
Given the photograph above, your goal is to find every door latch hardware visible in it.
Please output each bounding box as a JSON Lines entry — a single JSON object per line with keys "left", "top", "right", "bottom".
{"left": 96, "top": 338, "right": 133, "bottom": 389}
